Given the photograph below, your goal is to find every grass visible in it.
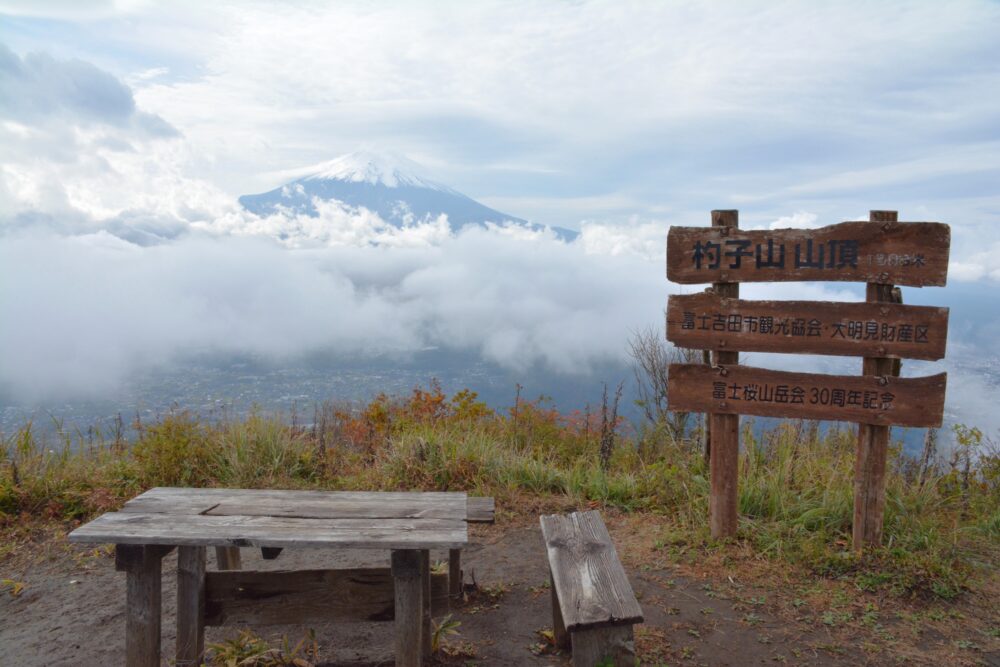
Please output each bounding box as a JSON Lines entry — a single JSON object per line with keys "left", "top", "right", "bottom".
{"left": 1, "top": 382, "right": 997, "bottom": 602}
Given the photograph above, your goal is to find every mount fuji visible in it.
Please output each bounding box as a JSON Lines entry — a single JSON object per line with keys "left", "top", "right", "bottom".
{"left": 239, "top": 151, "right": 576, "bottom": 240}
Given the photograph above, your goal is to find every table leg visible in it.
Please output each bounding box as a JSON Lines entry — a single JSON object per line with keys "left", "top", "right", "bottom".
{"left": 115, "top": 545, "right": 166, "bottom": 667}
{"left": 549, "top": 566, "right": 569, "bottom": 650}
{"left": 176, "top": 546, "right": 206, "bottom": 666}
{"left": 391, "top": 549, "right": 423, "bottom": 666}
{"left": 420, "top": 550, "right": 431, "bottom": 658}
{"left": 214, "top": 546, "right": 242, "bottom": 570}
{"left": 448, "top": 548, "right": 461, "bottom": 607}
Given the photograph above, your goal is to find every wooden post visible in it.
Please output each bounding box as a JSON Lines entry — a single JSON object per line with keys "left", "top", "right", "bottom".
{"left": 215, "top": 546, "right": 242, "bottom": 570}
{"left": 701, "top": 348, "right": 712, "bottom": 466}
{"left": 176, "top": 546, "right": 206, "bottom": 666}
{"left": 709, "top": 209, "right": 740, "bottom": 539}
{"left": 853, "top": 209, "right": 898, "bottom": 550}
{"left": 420, "top": 550, "right": 432, "bottom": 658}
{"left": 549, "top": 567, "right": 569, "bottom": 650}
{"left": 571, "top": 625, "right": 636, "bottom": 667}
{"left": 391, "top": 549, "right": 423, "bottom": 666}
{"left": 448, "top": 548, "right": 462, "bottom": 606}
{"left": 116, "top": 545, "right": 166, "bottom": 667}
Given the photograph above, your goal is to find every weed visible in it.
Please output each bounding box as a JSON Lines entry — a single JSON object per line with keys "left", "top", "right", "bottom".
{"left": 1, "top": 578, "right": 24, "bottom": 597}
{"left": 1, "top": 383, "right": 996, "bottom": 603}
{"left": 205, "top": 628, "right": 319, "bottom": 666}
{"left": 431, "top": 614, "right": 462, "bottom": 653}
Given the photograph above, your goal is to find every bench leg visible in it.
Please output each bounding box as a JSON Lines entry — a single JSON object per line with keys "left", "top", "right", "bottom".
{"left": 420, "top": 550, "right": 432, "bottom": 658}
{"left": 391, "top": 549, "right": 423, "bottom": 666}
{"left": 549, "top": 567, "right": 569, "bottom": 650}
{"left": 448, "top": 548, "right": 462, "bottom": 606}
{"left": 176, "top": 546, "right": 206, "bottom": 666}
{"left": 116, "top": 545, "right": 165, "bottom": 667}
{"left": 215, "top": 546, "right": 242, "bottom": 570}
{"left": 571, "top": 625, "right": 635, "bottom": 667}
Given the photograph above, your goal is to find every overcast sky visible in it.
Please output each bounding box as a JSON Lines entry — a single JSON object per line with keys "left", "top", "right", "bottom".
{"left": 2, "top": 2, "right": 999, "bottom": 235}
{"left": 1, "top": 1, "right": 999, "bottom": 430}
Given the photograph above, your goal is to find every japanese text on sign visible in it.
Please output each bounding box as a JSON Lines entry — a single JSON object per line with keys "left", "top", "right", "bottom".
{"left": 680, "top": 311, "right": 931, "bottom": 343}
{"left": 690, "top": 238, "right": 927, "bottom": 272}
{"left": 711, "top": 381, "right": 894, "bottom": 411}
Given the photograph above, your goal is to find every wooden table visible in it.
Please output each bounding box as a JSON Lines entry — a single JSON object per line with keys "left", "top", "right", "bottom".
{"left": 69, "top": 487, "right": 472, "bottom": 667}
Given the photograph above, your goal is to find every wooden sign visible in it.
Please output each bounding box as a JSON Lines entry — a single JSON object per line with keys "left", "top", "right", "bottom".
{"left": 666, "top": 293, "right": 949, "bottom": 360}
{"left": 666, "top": 210, "right": 951, "bottom": 546}
{"left": 667, "top": 221, "right": 950, "bottom": 286}
{"left": 667, "top": 363, "right": 946, "bottom": 428}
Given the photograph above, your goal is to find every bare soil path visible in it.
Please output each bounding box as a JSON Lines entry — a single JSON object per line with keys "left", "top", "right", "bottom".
{"left": 1, "top": 513, "right": 995, "bottom": 666}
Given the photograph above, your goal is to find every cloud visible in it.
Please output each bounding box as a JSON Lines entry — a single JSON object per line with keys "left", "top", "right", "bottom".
{"left": 4, "top": 215, "right": 995, "bottom": 438}
{"left": 769, "top": 211, "right": 819, "bottom": 230}
{"left": 0, "top": 43, "right": 176, "bottom": 136}
{"left": 0, "top": 45, "right": 224, "bottom": 241}
{"left": 114, "top": 2, "right": 1000, "bottom": 207}
{"left": 16, "top": 0, "right": 979, "bottom": 272}
{"left": 578, "top": 219, "right": 667, "bottom": 260}
{"left": 0, "top": 1, "right": 143, "bottom": 21}
{"left": 0, "top": 225, "right": 667, "bottom": 401}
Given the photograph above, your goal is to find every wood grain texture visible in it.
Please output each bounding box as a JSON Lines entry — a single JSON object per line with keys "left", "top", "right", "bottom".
{"left": 421, "top": 550, "right": 432, "bottom": 658}
{"left": 214, "top": 546, "right": 241, "bottom": 571}
{"left": 666, "top": 293, "right": 949, "bottom": 360}
{"left": 448, "top": 549, "right": 462, "bottom": 603}
{"left": 122, "top": 487, "right": 467, "bottom": 521}
{"left": 391, "top": 550, "right": 423, "bottom": 667}
{"left": 550, "top": 566, "right": 569, "bottom": 650}
{"left": 667, "top": 363, "right": 946, "bottom": 428}
{"left": 709, "top": 411, "right": 739, "bottom": 538}
{"left": 571, "top": 625, "right": 636, "bottom": 667}
{"left": 854, "top": 210, "right": 900, "bottom": 550}
{"left": 667, "top": 221, "right": 950, "bottom": 286}
{"left": 539, "top": 511, "right": 643, "bottom": 631}
{"left": 69, "top": 512, "right": 468, "bottom": 549}
{"left": 176, "top": 546, "right": 205, "bottom": 667}
{"left": 709, "top": 210, "right": 740, "bottom": 539}
{"left": 116, "top": 545, "right": 164, "bottom": 667}
{"left": 203, "top": 567, "right": 449, "bottom": 626}
{"left": 466, "top": 496, "right": 496, "bottom": 523}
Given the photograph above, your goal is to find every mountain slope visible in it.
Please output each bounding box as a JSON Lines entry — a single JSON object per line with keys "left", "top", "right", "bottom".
{"left": 239, "top": 151, "right": 576, "bottom": 239}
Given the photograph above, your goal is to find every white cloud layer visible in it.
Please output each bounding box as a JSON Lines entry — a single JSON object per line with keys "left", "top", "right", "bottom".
{"left": 0, "top": 226, "right": 669, "bottom": 400}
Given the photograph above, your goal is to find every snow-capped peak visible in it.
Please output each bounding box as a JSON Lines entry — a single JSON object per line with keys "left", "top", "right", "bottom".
{"left": 303, "top": 150, "right": 449, "bottom": 191}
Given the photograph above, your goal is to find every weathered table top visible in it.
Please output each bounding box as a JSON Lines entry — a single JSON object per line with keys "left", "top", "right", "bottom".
{"left": 69, "top": 487, "right": 469, "bottom": 550}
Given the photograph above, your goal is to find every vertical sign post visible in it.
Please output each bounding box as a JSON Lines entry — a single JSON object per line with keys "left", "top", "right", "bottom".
{"left": 853, "top": 210, "right": 898, "bottom": 549}
{"left": 709, "top": 210, "right": 740, "bottom": 538}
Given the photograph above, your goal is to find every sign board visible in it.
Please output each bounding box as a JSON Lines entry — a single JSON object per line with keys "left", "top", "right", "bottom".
{"left": 666, "top": 211, "right": 951, "bottom": 544}
{"left": 666, "top": 293, "right": 949, "bottom": 360}
{"left": 666, "top": 221, "right": 950, "bottom": 286}
{"left": 667, "top": 363, "right": 946, "bottom": 428}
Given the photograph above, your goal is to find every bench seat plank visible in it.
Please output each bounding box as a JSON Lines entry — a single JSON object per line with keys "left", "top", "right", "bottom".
{"left": 540, "top": 511, "right": 643, "bottom": 631}
{"left": 466, "top": 496, "right": 495, "bottom": 523}
{"left": 69, "top": 512, "right": 467, "bottom": 549}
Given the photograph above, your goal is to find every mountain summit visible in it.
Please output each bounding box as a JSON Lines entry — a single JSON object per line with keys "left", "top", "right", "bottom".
{"left": 238, "top": 150, "right": 575, "bottom": 239}
{"left": 300, "top": 150, "right": 452, "bottom": 190}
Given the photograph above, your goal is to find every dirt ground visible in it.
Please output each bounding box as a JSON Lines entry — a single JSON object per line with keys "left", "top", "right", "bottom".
{"left": 1, "top": 512, "right": 997, "bottom": 666}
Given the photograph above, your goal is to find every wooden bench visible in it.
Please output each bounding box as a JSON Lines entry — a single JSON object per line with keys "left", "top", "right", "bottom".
{"left": 70, "top": 487, "right": 495, "bottom": 667}
{"left": 540, "top": 510, "right": 643, "bottom": 667}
